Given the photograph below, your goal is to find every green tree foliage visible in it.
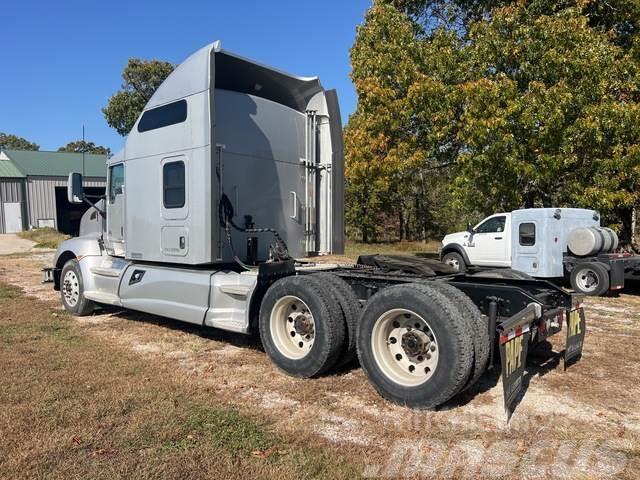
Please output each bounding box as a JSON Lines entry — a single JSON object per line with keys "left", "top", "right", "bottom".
{"left": 102, "top": 59, "right": 174, "bottom": 136}
{"left": 0, "top": 132, "right": 39, "bottom": 151}
{"left": 346, "top": 0, "right": 640, "bottom": 243}
{"left": 57, "top": 140, "right": 111, "bottom": 155}
{"left": 346, "top": 2, "right": 465, "bottom": 241}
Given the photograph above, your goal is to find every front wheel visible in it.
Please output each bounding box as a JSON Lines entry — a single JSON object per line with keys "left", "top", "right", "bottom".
{"left": 570, "top": 263, "right": 610, "bottom": 296}
{"left": 442, "top": 252, "right": 466, "bottom": 273}
{"left": 60, "top": 259, "right": 95, "bottom": 316}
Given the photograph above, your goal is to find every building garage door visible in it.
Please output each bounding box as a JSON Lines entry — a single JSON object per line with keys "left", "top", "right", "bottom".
{"left": 3, "top": 202, "right": 23, "bottom": 233}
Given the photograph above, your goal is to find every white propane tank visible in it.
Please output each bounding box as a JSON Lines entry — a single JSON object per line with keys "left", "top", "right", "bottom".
{"left": 568, "top": 226, "right": 619, "bottom": 256}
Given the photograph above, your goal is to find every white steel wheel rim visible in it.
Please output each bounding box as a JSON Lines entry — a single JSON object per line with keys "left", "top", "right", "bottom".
{"left": 270, "top": 295, "right": 316, "bottom": 360}
{"left": 576, "top": 268, "right": 599, "bottom": 293}
{"left": 371, "top": 308, "right": 439, "bottom": 387}
{"left": 62, "top": 270, "right": 80, "bottom": 307}
{"left": 445, "top": 256, "right": 460, "bottom": 271}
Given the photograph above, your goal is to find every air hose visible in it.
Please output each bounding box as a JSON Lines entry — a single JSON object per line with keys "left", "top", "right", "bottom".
{"left": 218, "top": 193, "right": 291, "bottom": 269}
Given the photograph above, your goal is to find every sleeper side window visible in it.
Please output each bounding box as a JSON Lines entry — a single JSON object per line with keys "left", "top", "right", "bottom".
{"left": 137, "top": 99, "right": 187, "bottom": 133}
{"left": 163, "top": 161, "right": 185, "bottom": 209}
{"left": 108, "top": 164, "right": 124, "bottom": 204}
{"left": 519, "top": 222, "right": 536, "bottom": 246}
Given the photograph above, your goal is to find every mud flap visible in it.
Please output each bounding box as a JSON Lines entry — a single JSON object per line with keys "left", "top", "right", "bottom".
{"left": 499, "top": 326, "right": 531, "bottom": 422}
{"left": 564, "top": 304, "right": 586, "bottom": 370}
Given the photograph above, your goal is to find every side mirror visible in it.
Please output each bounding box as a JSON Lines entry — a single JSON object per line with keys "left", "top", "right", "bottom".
{"left": 466, "top": 221, "right": 474, "bottom": 233}
{"left": 67, "top": 172, "right": 84, "bottom": 204}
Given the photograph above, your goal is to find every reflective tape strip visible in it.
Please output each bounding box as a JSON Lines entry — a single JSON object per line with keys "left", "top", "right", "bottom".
{"left": 499, "top": 324, "right": 531, "bottom": 344}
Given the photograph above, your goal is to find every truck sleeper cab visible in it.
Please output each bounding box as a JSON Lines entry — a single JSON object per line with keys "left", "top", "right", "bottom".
{"left": 49, "top": 42, "right": 586, "bottom": 413}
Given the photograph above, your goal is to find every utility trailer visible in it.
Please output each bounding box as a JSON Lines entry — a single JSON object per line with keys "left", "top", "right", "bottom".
{"left": 44, "top": 42, "right": 586, "bottom": 414}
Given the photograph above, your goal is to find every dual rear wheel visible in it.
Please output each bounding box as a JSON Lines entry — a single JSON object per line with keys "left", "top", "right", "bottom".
{"left": 259, "top": 274, "right": 350, "bottom": 378}
{"left": 260, "top": 276, "right": 485, "bottom": 409}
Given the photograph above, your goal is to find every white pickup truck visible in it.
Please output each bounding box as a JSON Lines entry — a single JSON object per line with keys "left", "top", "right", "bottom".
{"left": 440, "top": 208, "right": 639, "bottom": 296}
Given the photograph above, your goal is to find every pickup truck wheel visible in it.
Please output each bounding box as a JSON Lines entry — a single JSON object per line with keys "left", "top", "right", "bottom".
{"left": 259, "top": 275, "right": 345, "bottom": 378}
{"left": 428, "top": 282, "right": 490, "bottom": 392}
{"left": 357, "top": 283, "right": 473, "bottom": 409}
{"left": 312, "top": 272, "right": 361, "bottom": 368}
{"left": 442, "top": 252, "right": 466, "bottom": 273}
{"left": 60, "top": 259, "right": 95, "bottom": 316}
{"left": 570, "top": 263, "right": 609, "bottom": 296}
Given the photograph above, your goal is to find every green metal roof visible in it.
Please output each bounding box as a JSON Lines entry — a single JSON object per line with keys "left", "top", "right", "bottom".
{"left": 4, "top": 149, "right": 108, "bottom": 178}
{"left": 0, "top": 151, "right": 26, "bottom": 178}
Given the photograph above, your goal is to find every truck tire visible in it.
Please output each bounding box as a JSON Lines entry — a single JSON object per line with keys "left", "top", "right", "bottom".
{"left": 570, "top": 262, "right": 610, "bottom": 296}
{"left": 312, "top": 272, "right": 361, "bottom": 368}
{"left": 357, "top": 283, "right": 473, "bottom": 409}
{"left": 60, "top": 259, "right": 95, "bottom": 316}
{"left": 259, "top": 275, "right": 345, "bottom": 378}
{"left": 428, "top": 282, "right": 490, "bottom": 392}
{"left": 442, "top": 252, "right": 466, "bottom": 273}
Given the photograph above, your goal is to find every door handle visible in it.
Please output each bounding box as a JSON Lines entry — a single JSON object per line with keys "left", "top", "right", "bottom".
{"left": 289, "top": 191, "right": 298, "bottom": 219}
{"left": 494, "top": 236, "right": 503, "bottom": 240}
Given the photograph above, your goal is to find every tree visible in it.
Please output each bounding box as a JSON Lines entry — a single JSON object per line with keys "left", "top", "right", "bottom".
{"left": 453, "top": 3, "right": 640, "bottom": 242}
{"left": 346, "top": 0, "right": 640, "bottom": 245}
{"left": 57, "top": 141, "right": 111, "bottom": 155}
{"left": 0, "top": 132, "right": 39, "bottom": 151}
{"left": 102, "top": 59, "right": 174, "bottom": 136}
{"left": 346, "top": 1, "right": 467, "bottom": 241}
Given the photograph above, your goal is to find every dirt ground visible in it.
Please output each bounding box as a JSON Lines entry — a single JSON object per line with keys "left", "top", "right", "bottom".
{"left": 0, "top": 234, "right": 36, "bottom": 255}
{"left": 1, "top": 251, "right": 639, "bottom": 479}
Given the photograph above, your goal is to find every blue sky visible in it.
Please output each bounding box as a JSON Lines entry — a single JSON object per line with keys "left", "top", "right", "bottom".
{"left": 0, "top": 0, "right": 371, "bottom": 152}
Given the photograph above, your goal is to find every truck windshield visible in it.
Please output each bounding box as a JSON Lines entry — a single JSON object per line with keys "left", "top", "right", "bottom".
{"left": 475, "top": 216, "right": 506, "bottom": 233}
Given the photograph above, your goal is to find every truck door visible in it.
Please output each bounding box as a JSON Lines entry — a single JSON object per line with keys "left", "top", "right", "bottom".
{"left": 160, "top": 155, "right": 189, "bottom": 258}
{"left": 512, "top": 221, "right": 539, "bottom": 274}
{"left": 468, "top": 215, "right": 509, "bottom": 266}
{"left": 106, "top": 163, "right": 125, "bottom": 256}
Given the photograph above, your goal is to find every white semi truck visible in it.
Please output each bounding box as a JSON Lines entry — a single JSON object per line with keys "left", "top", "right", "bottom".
{"left": 45, "top": 42, "right": 587, "bottom": 414}
{"left": 441, "top": 208, "right": 640, "bottom": 296}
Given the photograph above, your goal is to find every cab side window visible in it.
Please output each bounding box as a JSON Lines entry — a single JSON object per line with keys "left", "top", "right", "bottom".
{"left": 475, "top": 216, "right": 506, "bottom": 233}
{"left": 108, "top": 164, "right": 125, "bottom": 204}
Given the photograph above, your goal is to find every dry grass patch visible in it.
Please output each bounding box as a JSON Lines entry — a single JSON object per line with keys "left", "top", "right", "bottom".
{"left": 2, "top": 255, "right": 640, "bottom": 479}
{"left": 345, "top": 239, "right": 439, "bottom": 258}
{"left": 0, "top": 283, "right": 359, "bottom": 480}
{"left": 306, "top": 240, "right": 441, "bottom": 264}
{"left": 17, "top": 227, "right": 69, "bottom": 249}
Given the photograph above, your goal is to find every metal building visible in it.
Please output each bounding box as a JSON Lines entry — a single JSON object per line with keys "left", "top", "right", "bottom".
{"left": 0, "top": 149, "right": 107, "bottom": 234}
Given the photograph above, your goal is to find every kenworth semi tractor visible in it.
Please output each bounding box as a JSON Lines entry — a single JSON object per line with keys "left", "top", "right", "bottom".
{"left": 45, "top": 42, "right": 586, "bottom": 413}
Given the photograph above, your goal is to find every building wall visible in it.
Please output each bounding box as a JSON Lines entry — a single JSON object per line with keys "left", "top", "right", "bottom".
{"left": 25, "top": 176, "right": 106, "bottom": 230}
{"left": 0, "top": 179, "right": 27, "bottom": 233}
